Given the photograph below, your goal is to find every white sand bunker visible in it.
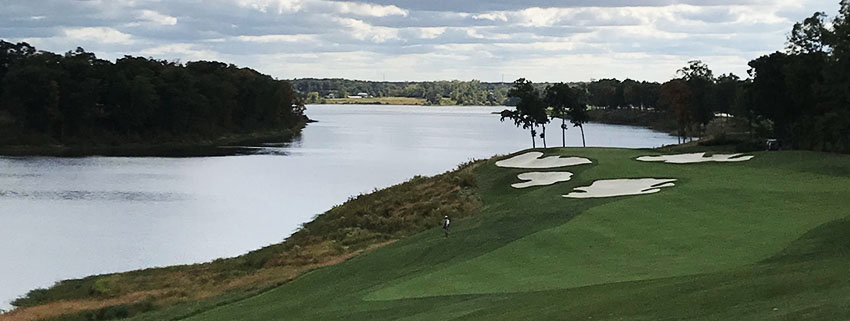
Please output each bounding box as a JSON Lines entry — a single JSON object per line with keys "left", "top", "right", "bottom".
{"left": 496, "top": 152, "right": 592, "bottom": 169}
{"left": 637, "top": 152, "right": 753, "bottom": 164}
{"left": 512, "top": 172, "right": 574, "bottom": 189}
{"left": 564, "top": 178, "right": 677, "bottom": 198}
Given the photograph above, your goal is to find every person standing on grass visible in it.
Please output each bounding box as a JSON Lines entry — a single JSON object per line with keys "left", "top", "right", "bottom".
{"left": 443, "top": 215, "right": 450, "bottom": 238}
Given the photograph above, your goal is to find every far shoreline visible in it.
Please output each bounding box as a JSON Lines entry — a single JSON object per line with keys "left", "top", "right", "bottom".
{"left": 0, "top": 126, "right": 306, "bottom": 158}
{"left": 0, "top": 106, "right": 681, "bottom": 157}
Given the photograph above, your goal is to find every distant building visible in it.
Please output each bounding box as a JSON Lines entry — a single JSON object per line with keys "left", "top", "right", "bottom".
{"left": 326, "top": 92, "right": 336, "bottom": 99}
{"left": 347, "top": 92, "right": 370, "bottom": 99}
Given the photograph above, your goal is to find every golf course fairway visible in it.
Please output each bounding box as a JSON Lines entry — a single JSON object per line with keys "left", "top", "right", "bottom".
{"left": 170, "top": 148, "right": 850, "bottom": 320}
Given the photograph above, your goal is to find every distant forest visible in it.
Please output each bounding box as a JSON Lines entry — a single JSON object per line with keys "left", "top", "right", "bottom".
{"left": 291, "top": 78, "right": 666, "bottom": 109}
{"left": 293, "top": 79, "right": 514, "bottom": 106}
{"left": 0, "top": 41, "right": 306, "bottom": 147}
{"left": 294, "top": 2, "right": 850, "bottom": 153}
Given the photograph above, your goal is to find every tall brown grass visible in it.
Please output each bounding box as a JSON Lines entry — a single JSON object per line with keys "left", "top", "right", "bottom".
{"left": 3, "top": 161, "right": 481, "bottom": 321}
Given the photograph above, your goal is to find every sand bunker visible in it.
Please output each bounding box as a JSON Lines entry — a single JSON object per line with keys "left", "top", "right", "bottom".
{"left": 496, "top": 152, "right": 592, "bottom": 169}
{"left": 564, "top": 178, "right": 676, "bottom": 198}
{"left": 636, "top": 152, "right": 753, "bottom": 164}
{"left": 511, "top": 172, "right": 574, "bottom": 189}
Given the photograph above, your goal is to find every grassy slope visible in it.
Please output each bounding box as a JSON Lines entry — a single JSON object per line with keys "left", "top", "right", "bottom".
{"left": 180, "top": 148, "right": 850, "bottom": 320}
{"left": 3, "top": 164, "right": 480, "bottom": 321}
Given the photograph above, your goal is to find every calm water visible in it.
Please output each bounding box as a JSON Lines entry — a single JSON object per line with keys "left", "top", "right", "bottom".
{"left": 0, "top": 105, "right": 678, "bottom": 309}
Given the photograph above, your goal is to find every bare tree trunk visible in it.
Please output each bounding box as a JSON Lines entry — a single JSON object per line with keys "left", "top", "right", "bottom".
{"left": 580, "top": 125, "right": 586, "bottom": 147}
{"left": 561, "top": 118, "right": 566, "bottom": 147}
{"left": 530, "top": 128, "right": 536, "bottom": 148}
{"left": 542, "top": 124, "right": 547, "bottom": 148}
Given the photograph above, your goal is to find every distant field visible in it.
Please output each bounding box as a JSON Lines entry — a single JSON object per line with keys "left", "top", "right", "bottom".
{"left": 179, "top": 148, "right": 850, "bottom": 320}
{"left": 321, "top": 97, "right": 427, "bottom": 105}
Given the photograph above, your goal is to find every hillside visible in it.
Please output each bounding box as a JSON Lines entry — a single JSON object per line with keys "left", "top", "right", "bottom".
{"left": 6, "top": 148, "right": 850, "bottom": 320}
{"left": 178, "top": 148, "right": 850, "bottom": 320}
{"left": 2, "top": 163, "right": 481, "bottom": 321}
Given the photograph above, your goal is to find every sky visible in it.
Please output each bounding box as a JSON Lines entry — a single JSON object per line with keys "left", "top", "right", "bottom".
{"left": 0, "top": 0, "right": 841, "bottom": 82}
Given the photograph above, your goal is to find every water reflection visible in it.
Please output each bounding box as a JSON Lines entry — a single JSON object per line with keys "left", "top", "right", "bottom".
{"left": 0, "top": 190, "right": 192, "bottom": 202}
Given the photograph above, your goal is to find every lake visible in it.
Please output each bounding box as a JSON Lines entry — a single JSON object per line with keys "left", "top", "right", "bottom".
{"left": 0, "top": 104, "right": 679, "bottom": 309}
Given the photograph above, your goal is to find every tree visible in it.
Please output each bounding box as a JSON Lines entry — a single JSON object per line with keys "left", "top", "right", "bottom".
{"left": 660, "top": 79, "right": 693, "bottom": 143}
{"left": 677, "top": 60, "right": 714, "bottom": 81}
{"left": 545, "top": 83, "right": 586, "bottom": 147}
{"left": 0, "top": 41, "right": 306, "bottom": 147}
{"left": 1, "top": 53, "right": 63, "bottom": 136}
{"left": 639, "top": 81, "right": 661, "bottom": 111}
{"left": 787, "top": 12, "right": 830, "bottom": 54}
{"left": 425, "top": 91, "right": 441, "bottom": 105}
{"left": 545, "top": 83, "right": 569, "bottom": 147}
{"left": 621, "top": 79, "right": 642, "bottom": 108}
{"left": 587, "top": 79, "right": 622, "bottom": 108}
{"left": 712, "top": 73, "right": 741, "bottom": 132}
{"left": 676, "top": 60, "right": 715, "bottom": 137}
{"left": 567, "top": 89, "right": 590, "bottom": 147}
{"left": 830, "top": 0, "right": 850, "bottom": 56}
{"left": 732, "top": 79, "right": 757, "bottom": 136}
{"left": 501, "top": 78, "right": 548, "bottom": 148}
{"left": 305, "top": 91, "right": 321, "bottom": 104}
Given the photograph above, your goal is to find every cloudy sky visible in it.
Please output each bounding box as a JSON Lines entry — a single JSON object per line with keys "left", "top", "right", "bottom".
{"left": 0, "top": 0, "right": 840, "bottom": 82}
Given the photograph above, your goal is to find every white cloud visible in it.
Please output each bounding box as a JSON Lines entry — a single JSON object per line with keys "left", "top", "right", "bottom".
{"left": 463, "top": 27, "right": 510, "bottom": 40}
{"left": 334, "top": 17, "right": 399, "bottom": 43}
{"left": 473, "top": 12, "right": 508, "bottom": 22}
{"left": 236, "top": 34, "right": 317, "bottom": 42}
{"left": 62, "top": 27, "right": 134, "bottom": 44}
{"left": 416, "top": 27, "right": 446, "bottom": 39}
{"left": 140, "top": 43, "right": 221, "bottom": 61}
{"left": 329, "top": 1, "right": 408, "bottom": 17}
{"left": 235, "top": 0, "right": 406, "bottom": 17}
{"left": 237, "top": 0, "right": 305, "bottom": 14}
{"left": 138, "top": 10, "right": 177, "bottom": 25}
{"left": 2, "top": 0, "right": 841, "bottom": 82}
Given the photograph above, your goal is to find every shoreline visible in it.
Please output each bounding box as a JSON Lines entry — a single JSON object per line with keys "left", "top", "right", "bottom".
{"left": 0, "top": 124, "right": 307, "bottom": 158}
{"left": 7, "top": 147, "right": 844, "bottom": 321}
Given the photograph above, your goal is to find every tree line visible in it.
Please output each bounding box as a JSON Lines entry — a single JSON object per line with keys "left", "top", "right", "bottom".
{"left": 656, "top": 1, "right": 850, "bottom": 151}
{"left": 500, "top": 79, "right": 590, "bottom": 149}
{"left": 502, "top": 1, "right": 849, "bottom": 153}
{"left": 293, "top": 78, "right": 512, "bottom": 106}
{"left": 0, "top": 42, "right": 306, "bottom": 146}
{"left": 741, "top": 1, "right": 850, "bottom": 152}
{"left": 292, "top": 78, "right": 673, "bottom": 109}
{"left": 498, "top": 70, "right": 733, "bottom": 149}
{"left": 657, "top": 60, "right": 742, "bottom": 143}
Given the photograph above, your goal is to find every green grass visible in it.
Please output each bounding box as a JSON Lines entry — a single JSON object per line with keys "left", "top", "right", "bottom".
{"left": 176, "top": 148, "right": 850, "bottom": 320}
{"left": 322, "top": 97, "right": 428, "bottom": 105}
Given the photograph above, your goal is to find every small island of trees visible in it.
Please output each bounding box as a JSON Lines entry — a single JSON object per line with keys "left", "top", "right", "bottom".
{"left": 0, "top": 42, "right": 307, "bottom": 154}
